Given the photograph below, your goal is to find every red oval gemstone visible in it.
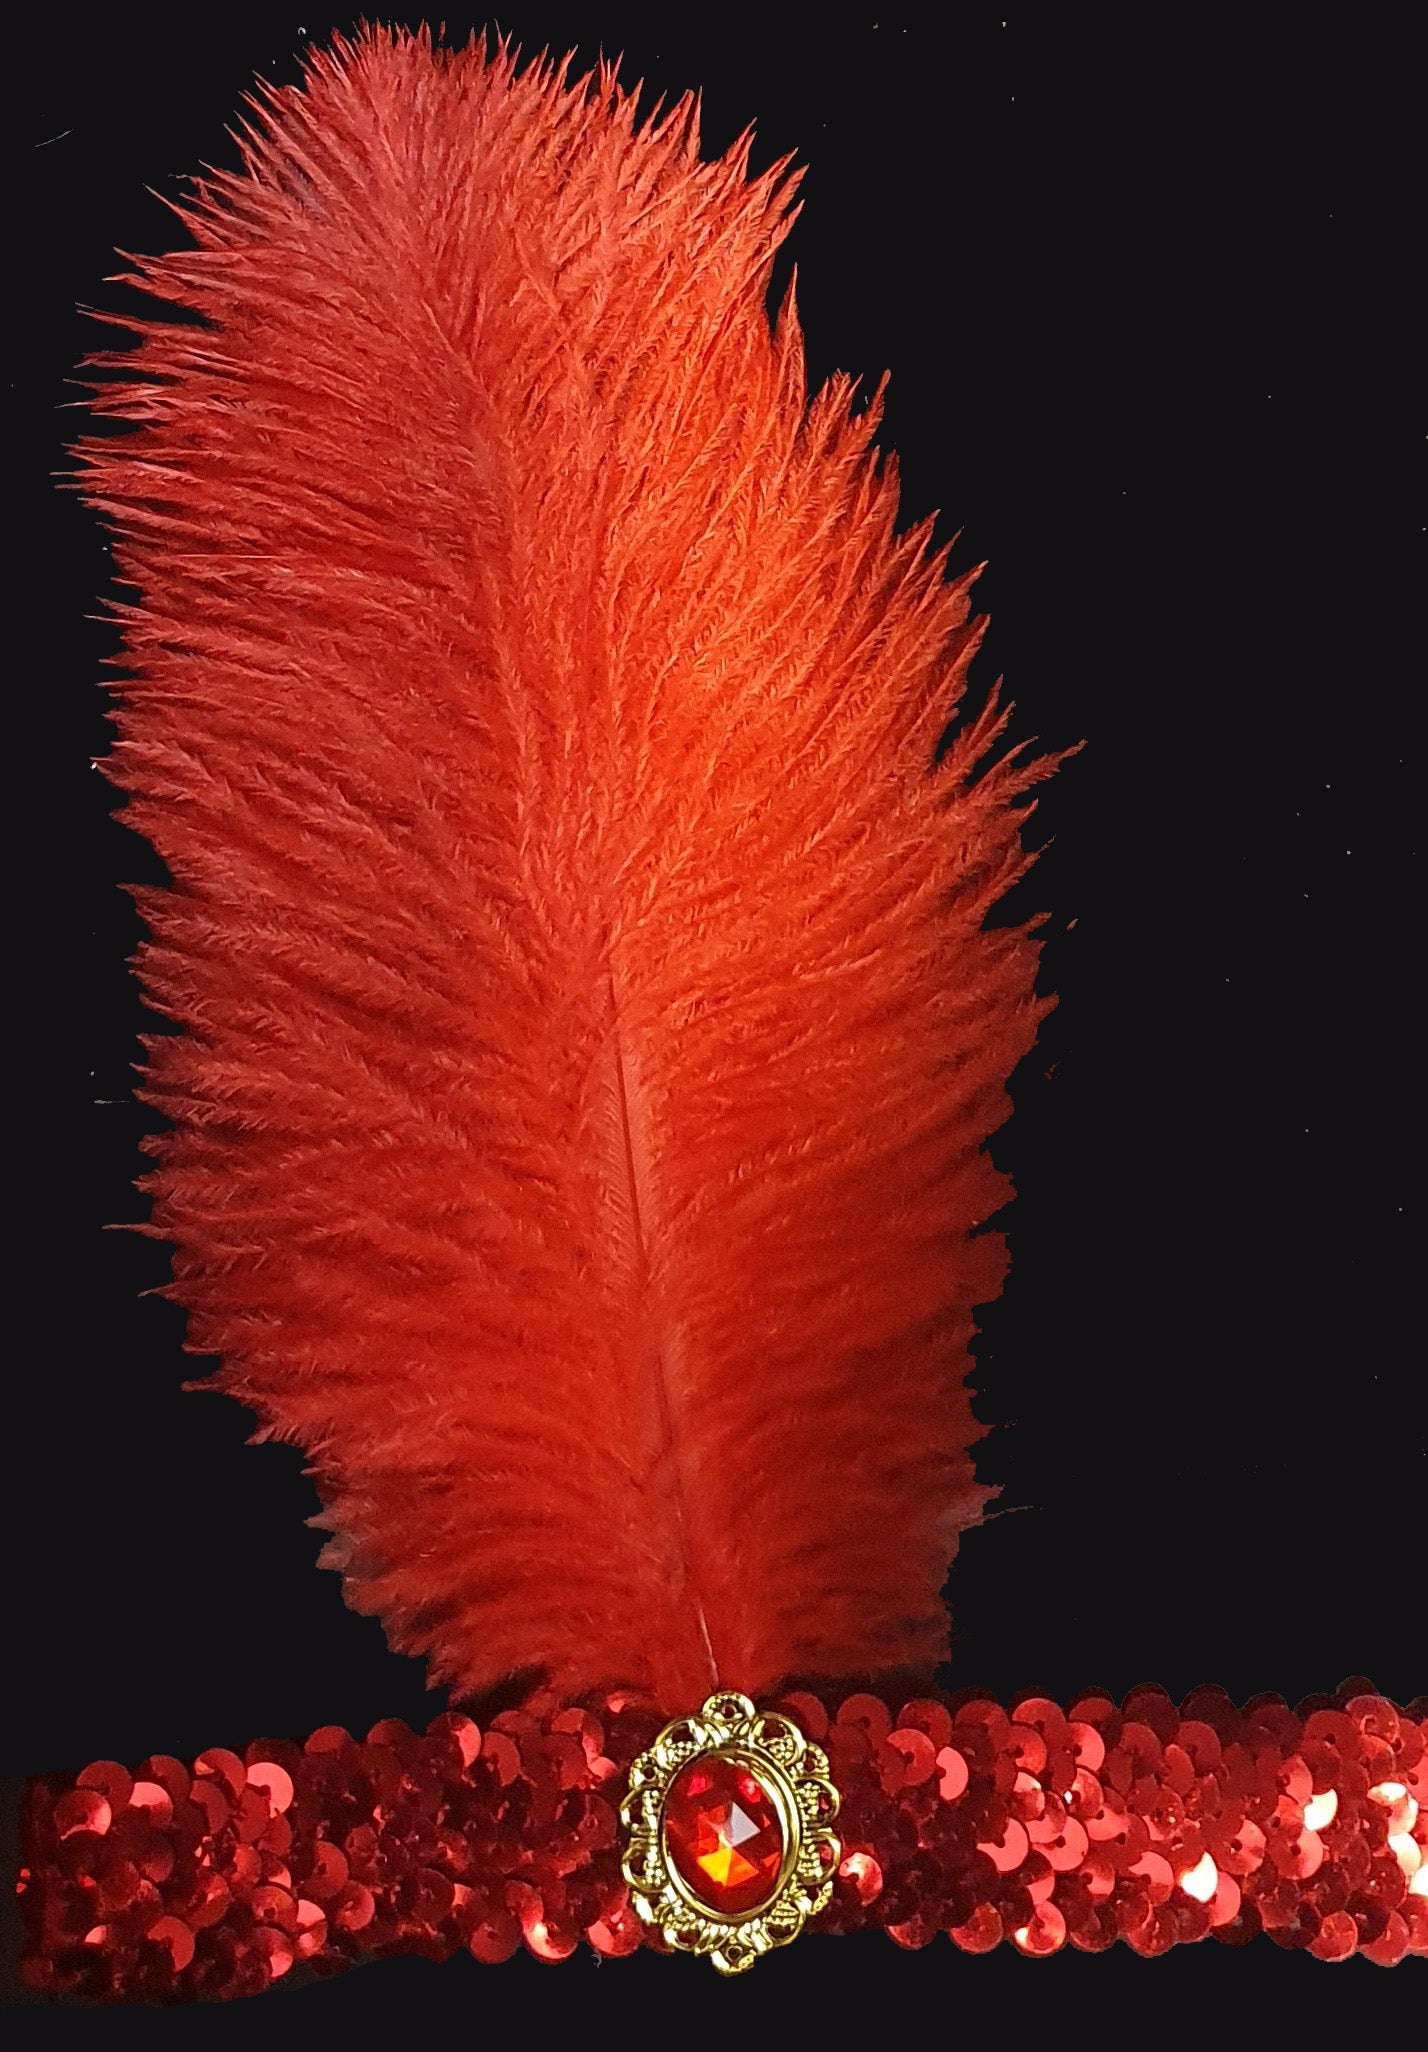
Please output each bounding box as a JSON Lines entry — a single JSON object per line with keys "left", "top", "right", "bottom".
{"left": 663, "top": 1755, "right": 787, "bottom": 1915}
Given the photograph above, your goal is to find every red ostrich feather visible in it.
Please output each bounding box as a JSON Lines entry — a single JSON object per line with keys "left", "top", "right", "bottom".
{"left": 80, "top": 26, "right": 1052, "bottom": 1713}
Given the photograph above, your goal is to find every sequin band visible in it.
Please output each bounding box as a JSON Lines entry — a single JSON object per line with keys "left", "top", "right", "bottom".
{"left": 17, "top": 1682, "right": 1425, "bottom": 1997}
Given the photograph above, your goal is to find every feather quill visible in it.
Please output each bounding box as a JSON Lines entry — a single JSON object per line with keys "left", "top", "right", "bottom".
{"left": 82, "top": 27, "right": 1052, "bottom": 1712}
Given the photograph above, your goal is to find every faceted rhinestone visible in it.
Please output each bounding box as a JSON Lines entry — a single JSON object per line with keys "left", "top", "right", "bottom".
{"left": 663, "top": 1754, "right": 787, "bottom": 1915}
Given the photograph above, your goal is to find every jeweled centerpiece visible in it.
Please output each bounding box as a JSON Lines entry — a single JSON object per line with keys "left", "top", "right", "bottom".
{"left": 620, "top": 1691, "right": 841, "bottom": 1973}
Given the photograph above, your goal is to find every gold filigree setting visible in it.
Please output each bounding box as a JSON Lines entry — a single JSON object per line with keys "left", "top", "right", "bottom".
{"left": 619, "top": 1691, "right": 841, "bottom": 1973}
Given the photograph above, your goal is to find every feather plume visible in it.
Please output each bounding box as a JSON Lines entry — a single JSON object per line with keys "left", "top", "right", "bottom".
{"left": 81, "top": 27, "right": 1053, "bottom": 1712}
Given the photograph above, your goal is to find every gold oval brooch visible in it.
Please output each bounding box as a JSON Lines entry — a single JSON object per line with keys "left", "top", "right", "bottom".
{"left": 620, "top": 1691, "right": 841, "bottom": 1972}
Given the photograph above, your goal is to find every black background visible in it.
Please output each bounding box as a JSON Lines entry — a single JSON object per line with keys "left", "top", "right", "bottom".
{"left": 8, "top": 4, "right": 1421, "bottom": 2028}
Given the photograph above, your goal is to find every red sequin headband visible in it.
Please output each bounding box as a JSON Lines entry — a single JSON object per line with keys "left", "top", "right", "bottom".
{"left": 22, "top": 1685, "right": 1426, "bottom": 1991}
{"left": 16, "top": 25, "right": 1424, "bottom": 1998}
